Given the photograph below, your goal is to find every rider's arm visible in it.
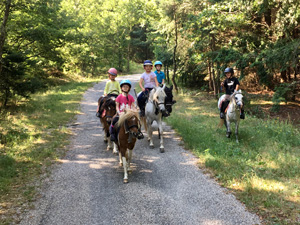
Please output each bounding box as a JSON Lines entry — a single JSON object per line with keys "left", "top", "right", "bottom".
{"left": 235, "top": 84, "right": 240, "bottom": 91}
{"left": 104, "top": 82, "right": 109, "bottom": 96}
{"left": 139, "top": 78, "right": 145, "bottom": 92}
{"left": 154, "top": 77, "right": 159, "bottom": 87}
{"left": 116, "top": 102, "right": 120, "bottom": 115}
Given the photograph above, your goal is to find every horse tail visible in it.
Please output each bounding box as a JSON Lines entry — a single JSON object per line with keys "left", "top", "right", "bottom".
{"left": 218, "top": 119, "right": 224, "bottom": 129}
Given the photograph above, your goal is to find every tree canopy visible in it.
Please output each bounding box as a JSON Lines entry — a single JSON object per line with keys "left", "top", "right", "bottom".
{"left": 0, "top": 0, "right": 299, "bottom": 106}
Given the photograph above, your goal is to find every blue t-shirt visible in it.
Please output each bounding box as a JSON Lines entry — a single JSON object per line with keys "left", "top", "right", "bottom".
{"left": 154, "top": 71, "right": 165, "bottom": 84}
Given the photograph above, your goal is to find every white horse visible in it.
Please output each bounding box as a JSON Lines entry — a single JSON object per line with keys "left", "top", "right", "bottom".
{"left": 218, "top": 90, "right": 244, "bottom": 143}
{"left": 144, "top": 85, "right": 167, "bottom": 153}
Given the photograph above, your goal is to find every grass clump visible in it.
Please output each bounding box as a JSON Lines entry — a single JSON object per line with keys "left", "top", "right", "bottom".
{"left": 166, "top": 91, "right": 300, "bottom": 224}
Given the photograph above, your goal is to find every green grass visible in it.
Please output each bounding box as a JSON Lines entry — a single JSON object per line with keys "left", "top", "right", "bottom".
{"left": 165, "top": 90, "right": 300, "bottom": 224}
{"left": 0, "top": 76, "right": 101, "bottom": 224}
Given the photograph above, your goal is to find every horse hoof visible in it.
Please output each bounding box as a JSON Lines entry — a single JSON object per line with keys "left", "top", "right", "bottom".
{"left": 104, "top": 140, "right": 108, "bottom": 143}
{"left": 113, "top": 150, "right": 119, "bottom": 155}
{"left": 123, "top": 179, "right": 128, "bottom": 184}
{"left": 160, "top": 148, "right": 165, "bottom": 153}
{"left": 150, "top": 145, "right": 154, "bottom": 149}
{"left": 119, "top": 163, "right": 123, "bottom": 167}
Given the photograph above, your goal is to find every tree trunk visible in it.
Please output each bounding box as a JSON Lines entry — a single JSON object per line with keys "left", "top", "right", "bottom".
{"left": 0, "top": 0, "right": 12, "bottom": 76}
{"left": 172, "top": 3, "right": 178, "bottom": 92}
{"left": 212, "top": 63, "right": 217, "bottom": 97}
{"left": 208, "top": 61, "right": 213, "bottom": 91}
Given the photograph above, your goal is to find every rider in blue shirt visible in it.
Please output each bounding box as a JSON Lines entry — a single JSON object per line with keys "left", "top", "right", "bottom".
{"left": 154, "top": 61, "right": 165, "bottom": 85}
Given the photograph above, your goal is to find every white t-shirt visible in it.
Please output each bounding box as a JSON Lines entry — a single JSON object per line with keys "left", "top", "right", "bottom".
{"left": 141, "top": 72, "right": 156, "bottom": 89}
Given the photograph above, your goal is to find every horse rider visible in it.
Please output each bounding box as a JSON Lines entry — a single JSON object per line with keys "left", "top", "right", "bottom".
{"left": 110, "top": 79, "right": 143, "bottom": 141}
{"left": 96, "top": 68, "right": 121, "bottom": 118}
{"left": 220, "top": 67, "right": 245, "bottom": 119}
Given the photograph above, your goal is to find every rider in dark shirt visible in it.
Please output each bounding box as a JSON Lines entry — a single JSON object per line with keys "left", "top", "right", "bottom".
{"left": 220, "top": 68, "right": 245, "bottom": 119}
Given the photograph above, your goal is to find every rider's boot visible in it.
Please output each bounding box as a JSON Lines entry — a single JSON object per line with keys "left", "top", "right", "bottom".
{"left": 96, "top": 111, "right": 101, "bottom": 118}
{"left": 240, "top": 109, "right": 245, "bottom": 119}
{"left": 220, "top": 111, "right": 225, "bottom": 119}
{"left": 110, "top": 125, "right": 116, "bottom": 142}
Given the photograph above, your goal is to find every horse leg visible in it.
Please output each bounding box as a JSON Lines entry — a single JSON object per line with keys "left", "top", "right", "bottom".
{"left": 103, "top": 130, "right": 108, "bottom": 143}
{"left": 113, "top": 142, "right": 118, "bottom": 154}
{"left": 147, "top": 123, "right": 154, "bottom": 148}
{"left": 235, "top": 121, "right": 239, "bottom": 143}
{"left": 142, "top": 117, "right": 147, "bottom": 132}
{"left": 122, "top": 155, "right": 128, "bottom": 183}
{"left": 119, "top": 152, "right": 123, "bottom": 167}
{"left": 107, "top": 137, "right": 113, "bottom": 150}
{"left": 158, "top": 120, "right": 164, "bottom": 153}
{"left": 127, "top": 149, "right": 133, "bottom": 172}
{"left": 226, "top": 120, "right": 231, "bottom": 138}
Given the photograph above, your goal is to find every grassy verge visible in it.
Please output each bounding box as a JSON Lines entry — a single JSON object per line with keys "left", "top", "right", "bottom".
{"left": 165, "top": 90, "right": 300, "bottom": 224}
{"left": 0, "top": 76, "right": 100, "bottom": 224}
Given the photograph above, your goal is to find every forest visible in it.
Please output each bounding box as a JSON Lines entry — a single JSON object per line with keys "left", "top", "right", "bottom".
{"left": 0, "top": 0, "right": 299, "bottom": 108}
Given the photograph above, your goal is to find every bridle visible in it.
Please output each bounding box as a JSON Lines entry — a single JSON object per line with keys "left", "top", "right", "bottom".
{"left": 124, "top": 116, "right": 143, "bottom": 141}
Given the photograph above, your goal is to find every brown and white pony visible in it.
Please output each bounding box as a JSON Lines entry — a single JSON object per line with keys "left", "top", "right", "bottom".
{"left": 115, "top": 109, "right": 143, "bottom": 183}
{"left": 98, "top": 96, "right": 118, "bottom": 153}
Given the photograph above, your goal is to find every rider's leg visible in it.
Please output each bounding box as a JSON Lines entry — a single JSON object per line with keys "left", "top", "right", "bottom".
{"left": 110, "top": 116, "right": 119, "bottom": 141}
{"left": 220, "top": 101, "right": 225, "bottom": 119}
{"left": 137, "top": 92, "right": 145, "bottom": 116}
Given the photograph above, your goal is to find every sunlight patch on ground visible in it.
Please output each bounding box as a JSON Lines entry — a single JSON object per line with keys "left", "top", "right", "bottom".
{"left": 251, "top": 177, "right": 286, "bottom": 192}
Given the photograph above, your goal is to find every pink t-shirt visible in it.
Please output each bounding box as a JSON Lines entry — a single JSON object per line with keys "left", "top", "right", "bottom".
{"left": 141, "top": 72, "right": 156, "bottom": 88}
{"left": 116, "top": 94, "right": 135, "bottom": 113}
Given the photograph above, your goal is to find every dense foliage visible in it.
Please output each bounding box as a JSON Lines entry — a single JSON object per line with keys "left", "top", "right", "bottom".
{"left": 0, "top": 0, "right": 299, "bottom": 106}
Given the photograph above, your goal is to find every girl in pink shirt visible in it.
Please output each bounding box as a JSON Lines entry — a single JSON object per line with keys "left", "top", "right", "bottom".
{"left": 110, "top": 80, "right": 143, "bottom": 141}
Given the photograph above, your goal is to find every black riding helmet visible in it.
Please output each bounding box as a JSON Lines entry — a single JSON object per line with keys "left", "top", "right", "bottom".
{"left": 224, "top": 67, "right": 234, "bottom": 74}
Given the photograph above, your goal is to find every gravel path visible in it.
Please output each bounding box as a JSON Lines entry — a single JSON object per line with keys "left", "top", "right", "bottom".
{"left": 20, "top": 74, "right": 261, "bottom": 225}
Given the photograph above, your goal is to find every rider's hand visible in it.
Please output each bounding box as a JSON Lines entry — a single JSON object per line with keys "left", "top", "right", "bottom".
{"left": 142, "top": 88, "right": 145, "bottom": 92}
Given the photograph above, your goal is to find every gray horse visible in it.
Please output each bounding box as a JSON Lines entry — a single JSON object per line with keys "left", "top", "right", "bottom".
{"left": 218, "top": 90, "right": 244, "bottom": 143}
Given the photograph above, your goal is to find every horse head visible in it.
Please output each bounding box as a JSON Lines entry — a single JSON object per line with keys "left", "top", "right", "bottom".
{"left": 103, "top": 97, "right": 116, "bottom": 123}
{"left": 164, "top": 85, "right": 176, "bottom": 115}
{"left": 118, "top": 110, "right": 143, "bottom": 139}
{"left": 231, "top": 90, "right": 243, "bottom": 110}
{"left": 152, "top": 86, "right": 167, "bottom": 114}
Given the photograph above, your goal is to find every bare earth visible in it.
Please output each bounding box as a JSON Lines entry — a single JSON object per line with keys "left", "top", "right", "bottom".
{"left": 19, "top": 74, "right": 261, "bottom": 225}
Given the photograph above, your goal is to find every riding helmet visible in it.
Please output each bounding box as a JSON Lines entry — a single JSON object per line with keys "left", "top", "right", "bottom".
{"left": 120, "top": 79, "right": 132, "bottom": 88}
{"left": 224, "top": 67, "right": 234, "bottom": 74}
{"left": 108, "top": 68, "right": 118, "bottom": 76}
{"left": 154, "top": 61, "right": 163, "bottom": 66}
{"left": 143, "top": 60, "right": 153, "bottom": 66}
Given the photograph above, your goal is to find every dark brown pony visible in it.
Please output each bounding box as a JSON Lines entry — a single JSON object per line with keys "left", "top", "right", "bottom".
{"left": 115, "top": 109, "right": 143, "bottom": 183}
{"left": 98, "top": 96, "right": 117, "bottom": 153}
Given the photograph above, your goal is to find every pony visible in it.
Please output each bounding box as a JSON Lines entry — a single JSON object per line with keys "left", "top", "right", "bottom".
{"left": 97, "top": 96, "right": 118, "bottom": 153}
{"left": 115, "top": 109, "right": 143, "bottom": 183}
{"left": 218, "top": 90, "right": 244, "bottom": 143}
{"left": 144, "top": 85, "right": 168, "bottom": 153}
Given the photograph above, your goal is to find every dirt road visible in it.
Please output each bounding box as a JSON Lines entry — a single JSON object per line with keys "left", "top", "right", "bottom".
{"left": 20, "top": 74, "right": 261, "bottom": 225}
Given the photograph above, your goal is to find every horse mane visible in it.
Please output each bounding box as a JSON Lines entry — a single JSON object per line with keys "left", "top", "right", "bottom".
{"left": 152, "top": 87, "right": 166, "bottom": 101}
{"left": 104, "top": 98, "right": 116, "bottom": 107}
{"left": 117, "top": 109, "right": 140, "bottom": 128}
